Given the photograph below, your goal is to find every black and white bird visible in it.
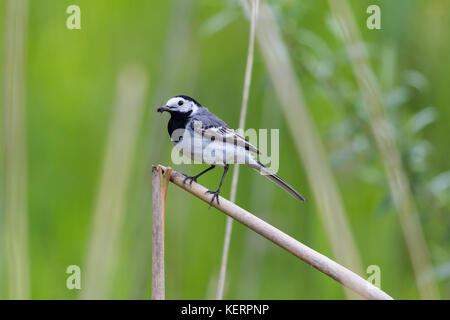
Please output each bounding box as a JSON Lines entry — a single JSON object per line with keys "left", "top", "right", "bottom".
{"left": 157, "top": 95, "right": 305, "bottom": 207}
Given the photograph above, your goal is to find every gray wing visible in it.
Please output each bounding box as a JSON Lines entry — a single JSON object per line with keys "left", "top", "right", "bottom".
{"left": 190, "top": 108, "right": 261, "bottom": 154}
{"left": 191, "top": 107, "right": 229, "bottom": 128}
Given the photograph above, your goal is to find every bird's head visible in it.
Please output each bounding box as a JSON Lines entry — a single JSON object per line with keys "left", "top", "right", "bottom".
{"left": 157, "top": 95, "right": 201, "bottom": 115}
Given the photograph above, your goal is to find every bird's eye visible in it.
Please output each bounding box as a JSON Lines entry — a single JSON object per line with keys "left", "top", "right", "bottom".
{"left": 178, "top": 100, "right": 184, "bottom": 106}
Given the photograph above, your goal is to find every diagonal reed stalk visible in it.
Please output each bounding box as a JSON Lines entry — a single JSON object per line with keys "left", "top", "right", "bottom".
{"left": 216, "top": 0, "right": 259, "bottom": 300}
{"left": 247, "top": 2, "right": 364, "bottom": 299}
{"left": 81, "top": 65, "right": 147, "bottom": 299}
{"left": 158, "top": 165, "right": 393, "bottom": 300}
{"left": 3, "top": 0, "right": 30, "bottom": 300}
{"left": 328, "top": 0, "right": 439, "bottom": 299}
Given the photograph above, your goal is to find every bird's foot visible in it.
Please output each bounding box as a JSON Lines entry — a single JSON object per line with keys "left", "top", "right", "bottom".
{"left": 182, "top": 175, "right": 197, "bottom": 186}
{"left": 205, "top": 190, "right": 220, "bottom": 208}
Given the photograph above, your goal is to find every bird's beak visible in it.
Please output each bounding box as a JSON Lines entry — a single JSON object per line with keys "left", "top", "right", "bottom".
{"left": 157, "top": 105, "right": 170, "bottom": 113}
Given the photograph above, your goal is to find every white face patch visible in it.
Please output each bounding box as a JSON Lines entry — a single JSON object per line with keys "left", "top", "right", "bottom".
{"left": 166, "top": 97, "right": 198, "bottom": 114}
{"left": 191, "top": 103, "right": 198, "bottom": 114}
{"left": 166, "top": 97, "right": 181, "bottom": 108}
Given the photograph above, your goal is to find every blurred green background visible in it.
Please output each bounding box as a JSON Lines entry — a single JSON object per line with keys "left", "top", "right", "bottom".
{"left": 1, "top": 0, "right": 449, "bottom": 299}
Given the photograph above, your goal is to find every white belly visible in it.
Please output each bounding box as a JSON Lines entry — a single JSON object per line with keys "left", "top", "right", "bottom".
{"left": 173, "top": 130, "right": 258, "bottom": 167}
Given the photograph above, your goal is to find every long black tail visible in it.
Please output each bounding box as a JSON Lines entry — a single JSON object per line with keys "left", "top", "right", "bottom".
{"left": 250, "top": 161, "right": 306, "bottom": 203}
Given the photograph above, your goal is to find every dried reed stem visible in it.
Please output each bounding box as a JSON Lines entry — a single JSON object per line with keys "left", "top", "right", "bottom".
{"left": 152, "top": 166, "right": 165, "bottom": 299}
{"left": 152, "top": 166, "right": 171, "bottom": 299}
{"left": 328, "top": 0, "right": 439, "bottom": 299}
{"left": 216, "top": 0, "right": 260, "bottom": 300}
{"left": 158, "top": 165, "right": 393, "bottom": 300}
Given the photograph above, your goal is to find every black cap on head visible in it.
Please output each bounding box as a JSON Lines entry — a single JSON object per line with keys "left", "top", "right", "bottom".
{"left": 176, "top": 95, "right": 202, "bottom": 107}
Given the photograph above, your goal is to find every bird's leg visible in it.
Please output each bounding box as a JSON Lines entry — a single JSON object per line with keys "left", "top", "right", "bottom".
{"left": 183, "top": 165, "right": 216, "bottom": 186}
{"left": 205, "top": 164, "right": 229, "bottom": 208}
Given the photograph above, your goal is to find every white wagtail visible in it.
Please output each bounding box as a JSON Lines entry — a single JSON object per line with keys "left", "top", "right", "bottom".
{"left": 157, "top": 95, "right": 306, "bottom": 207}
